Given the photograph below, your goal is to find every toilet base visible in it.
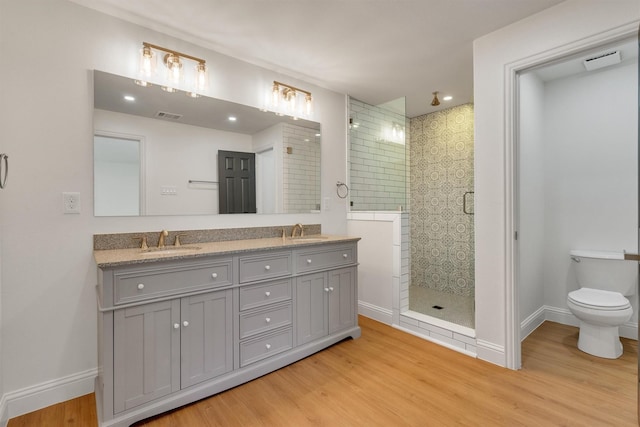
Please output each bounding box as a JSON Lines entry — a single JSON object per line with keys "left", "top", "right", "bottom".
{"left": 577, "top": 321, "right": 623, "bottom": 359}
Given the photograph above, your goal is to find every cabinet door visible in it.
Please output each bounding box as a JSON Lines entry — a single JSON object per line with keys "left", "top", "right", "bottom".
{"left": 328, "top": 267, "right": 357, "bottom": 334}
{"left": 113, "top": 299, "right": 180, "bottom": 414}
{"left": 181, "top": 289, "right": 233, "bottom": 388}
{"left": 296, "top": 272, "right": 328, "bottom": 345}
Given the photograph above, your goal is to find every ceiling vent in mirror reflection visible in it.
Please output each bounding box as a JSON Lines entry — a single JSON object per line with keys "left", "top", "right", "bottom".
{"left": 155, "top": 111, "right": 183, "bottom": 121}
{"left": 93, "top": 70, "right": 321, "bottom": 217}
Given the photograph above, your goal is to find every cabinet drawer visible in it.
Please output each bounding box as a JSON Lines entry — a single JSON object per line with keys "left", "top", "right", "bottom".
{"left": 296, "top": 245, "right": 356, "bottom": 273}
{"left": 114, "top": 260, "right": 232, "bottom": 305}
{"left": 239, "top": 252, "right": 292, "bottom": 283}
{"left": 239, "top": 279, "right": 292, "bottom": 311}
{"left": 239, "top": 327, "right": 293, "bottom": 367}
{"left": 239, "top": 302, "right": 292, "bottom": 340}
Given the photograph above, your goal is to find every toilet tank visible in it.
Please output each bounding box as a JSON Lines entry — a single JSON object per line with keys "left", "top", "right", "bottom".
{"left": 570, "top": 250, "right": 638, "bottom": 296}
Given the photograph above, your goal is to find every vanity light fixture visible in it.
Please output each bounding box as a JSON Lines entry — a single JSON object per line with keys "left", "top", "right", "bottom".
{"left": 431, "top": 91, "right": 440, "bottom": 106}
{"left": 135, "top": 42, "right": 209, "bottom": 96}
{"left": 269, "top": 81, "right": 313, "bottom": 119}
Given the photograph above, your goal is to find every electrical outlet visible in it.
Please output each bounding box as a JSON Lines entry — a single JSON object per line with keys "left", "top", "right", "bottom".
{"left": 63, "top": 192, "right": 81, "bottom": 214}
{"left": 323, "top": 197, "right": 330, "bottom": 211}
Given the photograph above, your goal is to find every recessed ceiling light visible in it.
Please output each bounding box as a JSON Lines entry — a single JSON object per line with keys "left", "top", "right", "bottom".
{"left": 443, "top": 95, "right": 453, "bottom": 101}
{"left": 228, "top": 116, "right": 237, "bottom": 122}
{"left": 124, "top": 95, "right": 135, "bottom": 101}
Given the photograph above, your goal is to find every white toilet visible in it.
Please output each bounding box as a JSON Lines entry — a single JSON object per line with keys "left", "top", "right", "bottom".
{"left": 567, "top": 250, "right": 636, "bottom": 359}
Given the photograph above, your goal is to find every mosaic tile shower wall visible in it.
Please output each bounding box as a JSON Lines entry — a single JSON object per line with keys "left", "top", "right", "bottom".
{"left": 410, "top": 104, "right": 475, "bottom": 297}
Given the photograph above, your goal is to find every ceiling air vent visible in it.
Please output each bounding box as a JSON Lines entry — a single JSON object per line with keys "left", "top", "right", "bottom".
{"left": 583, "top": 50, "right": 621, "bottom": 71}
{"left": 155, "top": 111, "right": 183, "bottom": 120}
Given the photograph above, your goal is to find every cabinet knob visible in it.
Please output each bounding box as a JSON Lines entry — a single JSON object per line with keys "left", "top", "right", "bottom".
{"left": 265, "top": 344, "right": 271, "bottom": 350}
{"left": 137, "top": 283, "right": 145, "bottom": 290}
{"left": 306, "top": 259, "right": 312, "bottom": 264}
{"left": 329, "top": 287, "right": 334, "bottom": 292}
{"left": 265, "top": 291, "right": 271, "bottom": 297}
{"left": 211, "top": 273, "right": 218, "bottom": 279}
{"left": 343, "top": 253, "right": 348, "bottom": 259}
{"left": 265, "top": 317, "right": 271, "bottom": 323}
{"left": 324, "top": 288, "right": 329, "bottom": 292}
{"left": 265, "top": 265, "right": 271, "bottom": 271}
{"left": 183, "top": 321, "right": 189, "bottom": 327}
{"left": 173, "top": 323, "right": 180, "bottom": 329}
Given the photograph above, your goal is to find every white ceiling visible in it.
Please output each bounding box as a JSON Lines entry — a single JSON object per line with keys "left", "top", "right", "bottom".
{"left": 73, "top": 0, "right": 565, "bottom": 118}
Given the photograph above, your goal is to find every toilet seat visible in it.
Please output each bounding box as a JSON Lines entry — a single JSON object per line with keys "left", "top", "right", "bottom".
{"left": 568, "top": 288, "right": 631, "bottom": 311}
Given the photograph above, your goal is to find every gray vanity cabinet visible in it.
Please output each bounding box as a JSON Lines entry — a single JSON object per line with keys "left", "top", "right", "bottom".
{"left": 112, "top": 289, "right": 232, "bottom": 414}
{"left": 295, "top": 243, "right": 357, "bottom": 346}
{"left": 296, "top": 267, "right": 356, "bottom": 345}
{"left": 113, "top": 299, "right": 180, "bottom": 413}
{"left": 96, "top": 240, "right": 360, "bottom": 427}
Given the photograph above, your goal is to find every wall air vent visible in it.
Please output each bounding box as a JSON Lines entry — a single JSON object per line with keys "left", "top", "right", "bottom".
{"left": 155, "top": 111, "right": 183, "bottom": 120}
{"left": 583, "top": 50, "right": 621, "bottom": 71}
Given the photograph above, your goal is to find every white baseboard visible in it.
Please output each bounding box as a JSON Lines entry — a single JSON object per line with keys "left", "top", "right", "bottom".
{"left": 0, "top": 393, "right": 8, "bottom": 427}
{"left": 520, "top": 306, "right": 546, "bottom": 341}
{"left": 522, "top": 305, "right": 638, "bottom": 341}
{"left": 358, "top": 301, "right": 393, "bottom": 325}
{"left": 0, "top": 368, "right": 96, "bottom": 424}
{"left": 476, "top": 339, "right": 506, "bottom": 367}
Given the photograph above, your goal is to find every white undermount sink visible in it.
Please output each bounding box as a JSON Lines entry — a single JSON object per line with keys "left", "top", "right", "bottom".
{"left": 140, "top": 246, "right": 201, "bottom": 256}
{"left": 287, "top": 236, "right": 329, "bottom": 243}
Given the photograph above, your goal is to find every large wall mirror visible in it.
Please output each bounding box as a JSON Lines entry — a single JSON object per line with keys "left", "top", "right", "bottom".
{"left": 93, "top": 70, "right": 321, "bottom": 216}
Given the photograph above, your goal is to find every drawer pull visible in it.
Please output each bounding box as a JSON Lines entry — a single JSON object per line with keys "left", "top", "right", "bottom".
{"left": 137, "top": 283, "right": 145, "bottom": 290}
{"left": 265, "top": 344, "right": 271, "bottom": 350}
{"left": 343, "top": 253, "right": 348, "bottom": 258}
{"left": 324, "top": 287, "right": 329, "bottom": 292}
{"left": 183, "top": 321, "right": 189, "bottom": 327}
{"left": 265, "top": 291, "right": 271, "bottom": 297}
{"left": 265, "top": 317, "right": 271, "bottom": 323}
{"left": 265, "top": 265, "right": 271, "bottom": 271}
{"left": 306, "top": 259, "right": 312, "bottom": 264}
{"left": 211, "top": 273, "right": 218, "bottom": 279}
{"left": 329, "top": 287, "right": 334, "bottom": 292}
{"left": 173, "top": 323, "right": 180, "bottom": 329}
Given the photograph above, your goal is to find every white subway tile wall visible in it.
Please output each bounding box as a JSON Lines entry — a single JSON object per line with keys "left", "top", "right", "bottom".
{"left": 348, "top": 99, "right": 408, "bottom": 211}
{"left": 282, "top": 123, "right": 321, "bottom": 213}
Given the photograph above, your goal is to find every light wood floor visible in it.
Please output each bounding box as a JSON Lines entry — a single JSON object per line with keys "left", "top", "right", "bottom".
{"left": 8, "top": 316, "right": 638, "bottom": 426}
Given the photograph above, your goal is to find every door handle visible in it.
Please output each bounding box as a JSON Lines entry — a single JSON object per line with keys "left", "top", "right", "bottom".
{"left": 463, "top": 191, "right": 474, "bottom": 215}
{"left": 0, "top": 153, "right": 7, "bottom": 189}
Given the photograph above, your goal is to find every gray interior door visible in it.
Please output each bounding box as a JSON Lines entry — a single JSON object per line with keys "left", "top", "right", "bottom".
{"left": 218, "top": 150, "right": 256, "bottom": 214}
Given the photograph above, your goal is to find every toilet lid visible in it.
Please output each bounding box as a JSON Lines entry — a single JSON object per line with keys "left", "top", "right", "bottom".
{"left": 568, "top": 288, "right": 631, "bottom": 310}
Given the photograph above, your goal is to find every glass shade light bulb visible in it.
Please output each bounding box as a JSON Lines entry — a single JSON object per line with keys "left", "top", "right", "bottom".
{"left": 271, "top": 83, "right": 280, "bottom": 108}
{"left": 305, "top": 94, "right": 313, "bottom": 117}
{"left": 194, "top": 62, "right": 208, "bottom": 92}
{"left": 164, "top": 54, "right": 182, "bottom": 85}
{"left": 139, "top": 45, "right": 156, "bottom": 78}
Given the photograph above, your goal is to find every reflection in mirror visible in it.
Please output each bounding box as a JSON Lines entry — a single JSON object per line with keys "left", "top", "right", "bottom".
{"left": 93, "top": 70, "right": 321, "bottom": 216}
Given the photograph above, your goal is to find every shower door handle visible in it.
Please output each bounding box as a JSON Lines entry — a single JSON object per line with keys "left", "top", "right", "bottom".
{"left": 463, "top": 191, "right": 474, "bottom": 215}
{"left": 0, "top": 153, "right": 7, "bottom": 189}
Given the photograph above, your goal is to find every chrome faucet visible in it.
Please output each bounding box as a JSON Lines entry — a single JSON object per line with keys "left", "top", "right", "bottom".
{"left": 291, "top": 223, "right": 304, "bottom": 238}
{"left": 157, "top": 230, "right": 169, "bottom": 248}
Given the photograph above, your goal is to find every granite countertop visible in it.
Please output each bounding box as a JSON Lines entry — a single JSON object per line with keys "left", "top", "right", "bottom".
{"left": 94, "top": 234, "right": 360, "bottom": 268}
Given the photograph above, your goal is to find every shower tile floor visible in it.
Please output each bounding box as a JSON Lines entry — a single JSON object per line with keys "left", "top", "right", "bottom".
{"left": 409, "top": 286, "right": 475, "bottom": 329}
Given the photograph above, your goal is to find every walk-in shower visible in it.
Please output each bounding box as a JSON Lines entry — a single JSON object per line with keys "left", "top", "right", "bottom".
{"left": 348, "top": 96, "right": 475, "bottom": 330}
{"left": 408, "top": 104, "right": 475, "bottom": 328}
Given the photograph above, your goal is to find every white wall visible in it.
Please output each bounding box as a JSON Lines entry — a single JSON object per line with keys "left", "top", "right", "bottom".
{"left": 0, "top": 0, "right": 349, "bottom": 418}
{"left": 518, "top": 72, "right": 546, "bottom": 331}
{"left": 474, "top": 0, "right": 640, "bottom": 366}
{"left": 542, "top": 62, "right": 638, "bottom": 314}
{"left": 94, "top": 109, "right": 254, "bottom": 215}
